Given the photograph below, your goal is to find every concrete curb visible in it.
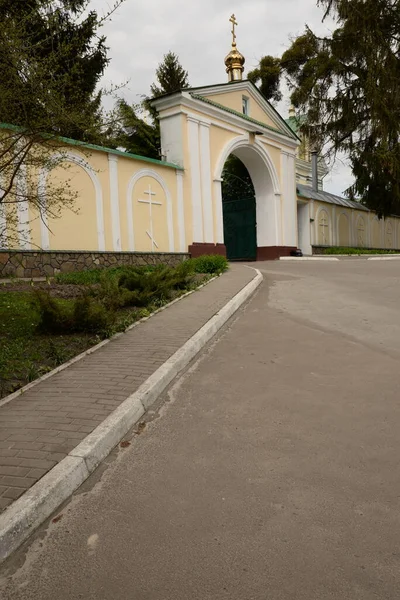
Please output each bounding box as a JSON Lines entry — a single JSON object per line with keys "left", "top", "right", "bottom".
{"left": 279, "top": 257, "right": 339, "bottom": 262}
{"left": 368, "top": 256, "right": 400, "bottom": 261}
{"left": 0, "top": 268, "right": 262, "bottom": 564}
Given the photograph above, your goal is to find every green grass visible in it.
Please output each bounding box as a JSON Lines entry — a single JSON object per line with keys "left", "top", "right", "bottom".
{"left": 0, "top": 292, "right": 98, "bottom": 398}
{"left": 318, "top": 247, "right": 400, "bottom": 255}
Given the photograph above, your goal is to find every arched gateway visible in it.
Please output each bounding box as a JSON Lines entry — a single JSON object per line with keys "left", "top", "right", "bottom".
{"left": 152, "top": 79, "right": 299, "bottom": 260}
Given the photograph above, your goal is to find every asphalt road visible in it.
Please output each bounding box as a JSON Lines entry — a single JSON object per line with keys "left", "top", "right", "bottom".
{"left": 1, "top": 259, "right": 400, "bottom": 599}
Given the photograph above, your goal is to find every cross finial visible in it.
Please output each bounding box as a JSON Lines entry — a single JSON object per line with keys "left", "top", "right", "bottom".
{"left": 229, "top": 14, "right": 238, "bottom": 45}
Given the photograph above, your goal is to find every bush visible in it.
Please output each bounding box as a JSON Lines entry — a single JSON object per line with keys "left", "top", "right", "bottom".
{"left": 73, "top": 295, "right": 111, "bottom": 333}
{"left": 34, "top": 291, "right": 111, "bottom": 335}
{"left": 191, "top": 255, "right": 228, "bottom": 274}
{"left": 55, "top": 265, "right": 156, "bottom": 285}
{"left": 34, "top": 291, "right": 73, "bottom": 334}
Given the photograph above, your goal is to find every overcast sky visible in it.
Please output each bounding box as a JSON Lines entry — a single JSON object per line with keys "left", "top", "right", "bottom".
{"left": 92, "top": 0, "right": 353, "bottom": 196}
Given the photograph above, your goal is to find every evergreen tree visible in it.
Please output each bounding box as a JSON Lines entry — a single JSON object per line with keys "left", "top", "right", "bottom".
{"left": 0, "top": 0, "right": 114, "bottom": 143}
{"left": 150, "top": 51, "right": 190, "bottom": 98}
{"left": 114, "top": 100, "right": 160, "bottom": 160}
{"left": 248, "top": 56, "right": 282, "bottom": 103}
{"left": 115, "top": 51, "right": 189, "bottom": 159}
{"left": 0, "top": 0, "right": 124, "bottom": 245}
{"left": 281, "top": 0, "right": 400, "bottom": 217}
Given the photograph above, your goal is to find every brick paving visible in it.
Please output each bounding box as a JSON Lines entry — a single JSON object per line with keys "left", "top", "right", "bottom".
{"left": 0, "top": 265, "right": 255, "bottom": 512}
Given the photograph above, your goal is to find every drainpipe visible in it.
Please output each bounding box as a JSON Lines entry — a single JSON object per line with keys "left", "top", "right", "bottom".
{"left": 311, "top": 150, "right": 318, "bottom": 192}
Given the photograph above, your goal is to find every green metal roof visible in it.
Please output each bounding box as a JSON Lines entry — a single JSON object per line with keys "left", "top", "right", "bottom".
{"left": 0, "top": 123, "right": 183, "bottom": 170}
{"left": 285, "top": 114, "right": 307, "bottom": 135}
{"left": 190, "top": 94, "right": 298, "bottom": 141}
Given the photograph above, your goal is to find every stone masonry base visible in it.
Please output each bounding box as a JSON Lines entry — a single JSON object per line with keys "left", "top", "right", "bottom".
{"left": 0, "top": 250, "right": 189, "bottom": 279}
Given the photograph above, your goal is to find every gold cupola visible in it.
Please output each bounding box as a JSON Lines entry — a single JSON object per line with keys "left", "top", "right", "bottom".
{"left": 225, "top": 14, "right": 245, "bottom": 82}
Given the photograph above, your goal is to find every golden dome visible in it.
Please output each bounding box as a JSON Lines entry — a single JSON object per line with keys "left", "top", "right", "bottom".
{"left": 225, "top": 15, "right": 245, "bottom": 82}
{"left": 225, "top": 44, "right": 245, "bottom": 77}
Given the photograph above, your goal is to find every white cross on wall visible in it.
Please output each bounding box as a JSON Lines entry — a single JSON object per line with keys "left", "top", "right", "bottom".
{"left": 138, "top": 184, "right": 162, "bottom": 252}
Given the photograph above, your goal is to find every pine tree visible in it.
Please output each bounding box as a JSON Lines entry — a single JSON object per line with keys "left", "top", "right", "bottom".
{"left": 281, "top": 0, "right": 400, "bottom": 217}
{"left": 150, "top": 52, "right": 190, "bottom": 98}
{"left": 115, "top": 51, "right": 189, "bottom": 159}
{"left": 248, "top": 56, "right": 282, "bottom": 104}
{"left": 0, "top": 0, "right": 114, "bottom": 143}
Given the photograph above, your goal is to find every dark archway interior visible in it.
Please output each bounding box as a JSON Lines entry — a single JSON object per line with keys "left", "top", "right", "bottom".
{"left": 221, "top": 154, "right": 257, "bottom": 261}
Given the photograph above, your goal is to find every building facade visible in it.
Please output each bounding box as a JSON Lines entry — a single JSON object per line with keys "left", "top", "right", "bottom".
{"left": 2, "top": 16, "right": 399, "bottom": 262}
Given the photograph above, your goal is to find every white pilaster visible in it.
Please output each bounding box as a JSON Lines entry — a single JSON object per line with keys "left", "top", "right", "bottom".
{"left": 176, "top": 170, "right": 186, "bottom": 251}
{"left": 350, "top": 210, "right": 355, "bottom": 246}
{"left": 0, "top": 193, "right": 6, "bottom": 249}
{"left": 213, "top": 179, "right": 224, "bottom": 244}
{"left": 332, "top": 205, "right": 337, "bottom": 246}
{"left": 187, "top": 117, "right": 203, "bottom": 243}
{"left": 108, "top": 154, "right": 121, "bottom": 251}
{"left": 16, "top": 164, "right": 31, "bottom": 249}
{"left": 280, "top": 151, "right": 297, "bottom": 247}
{"left": 310, "top": 200, "right": 315, "bottom": 247}
{"left": 37, "top": 169, "right": 50, "bottom": 250}
{"left": 199, "top": 122, "right": 214, "bottom": 243}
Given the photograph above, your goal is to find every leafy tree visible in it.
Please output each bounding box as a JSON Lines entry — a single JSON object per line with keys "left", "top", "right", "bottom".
{"left": 115, "top": 51, "right": 189, "bottom": 159}
{"left": 0, "top": 0, "right": 123, "bottom": 246}
{"left": 248, "top": 56, "right": 282, "bottom": 103}
{"left": 222, "top": 155, "right": 255, "bottom": 201}
{"left": 280, "top": 0, "right": 400, "bottom": 217}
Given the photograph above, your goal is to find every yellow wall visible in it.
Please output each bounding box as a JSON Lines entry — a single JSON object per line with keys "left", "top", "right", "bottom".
{"left": 47, "top": 160, "right": 98, "bottom": 251}
{"left": 205, "top": 90, "right": 278, "bottom": 130}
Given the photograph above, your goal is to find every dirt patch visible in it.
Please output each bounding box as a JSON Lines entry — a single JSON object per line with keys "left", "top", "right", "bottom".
{"left": 0, "top": 282, "right": 93, "bottom": 299}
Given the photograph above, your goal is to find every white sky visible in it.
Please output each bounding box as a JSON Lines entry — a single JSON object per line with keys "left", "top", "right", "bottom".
{"left": 92, "top": 0, "right": 353, "bottom": 196}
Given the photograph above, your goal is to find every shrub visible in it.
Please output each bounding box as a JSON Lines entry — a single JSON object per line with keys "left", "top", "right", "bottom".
{"left": 34, "top": 291, "right": 73, "bottom": 334}
{"left": 55, "top": 265, "right": 157, "bottom": 285}
{"left": 34, "top": 291, "right": 111, "bottom": 335}
{"left": 192, "top": 255, "right": 228, "bottom": 274}
{"left": 73, "top": 295, "right": 111, "bottom": 333}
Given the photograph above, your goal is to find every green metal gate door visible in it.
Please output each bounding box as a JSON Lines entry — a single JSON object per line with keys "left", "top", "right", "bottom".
{"left": 223, "top": 197, "right": 257, "bottom": 261}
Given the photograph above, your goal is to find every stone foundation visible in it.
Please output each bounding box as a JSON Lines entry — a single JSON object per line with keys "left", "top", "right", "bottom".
{"left": 188, "top": 242, "right": 227, "bottom": 258}
{"left": 0, "top": 250, "right": 189, "bottom": 279}
{"left": 256, "top": 246, "right": 297, "bottom": 261}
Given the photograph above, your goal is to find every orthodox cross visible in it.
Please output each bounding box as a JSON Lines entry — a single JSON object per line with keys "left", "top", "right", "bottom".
{"left": 229, "top": 14, "right": 238, "bottom": 45}
{"left": 138, "top": 184, "right": 162, "bottom": 252}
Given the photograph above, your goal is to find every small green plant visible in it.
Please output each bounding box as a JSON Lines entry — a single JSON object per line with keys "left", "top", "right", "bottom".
{"left": 191, "top": 255, "right": 228, "bottom": 274}
{"left": 46, "top": 340, "right": 67, "bottom": 366}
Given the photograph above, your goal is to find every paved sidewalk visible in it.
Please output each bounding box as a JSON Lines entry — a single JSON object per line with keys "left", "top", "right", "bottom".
{"left": 0, "top": 265, "right": 254, "bottom": 513}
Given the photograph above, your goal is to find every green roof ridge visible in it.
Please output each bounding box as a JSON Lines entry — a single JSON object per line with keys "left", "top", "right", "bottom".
{"left": 0, "top": 123, "right": 183, "bottom": 170}
{"left": 190, "top": 94, "right": 297, "bottom": 140}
